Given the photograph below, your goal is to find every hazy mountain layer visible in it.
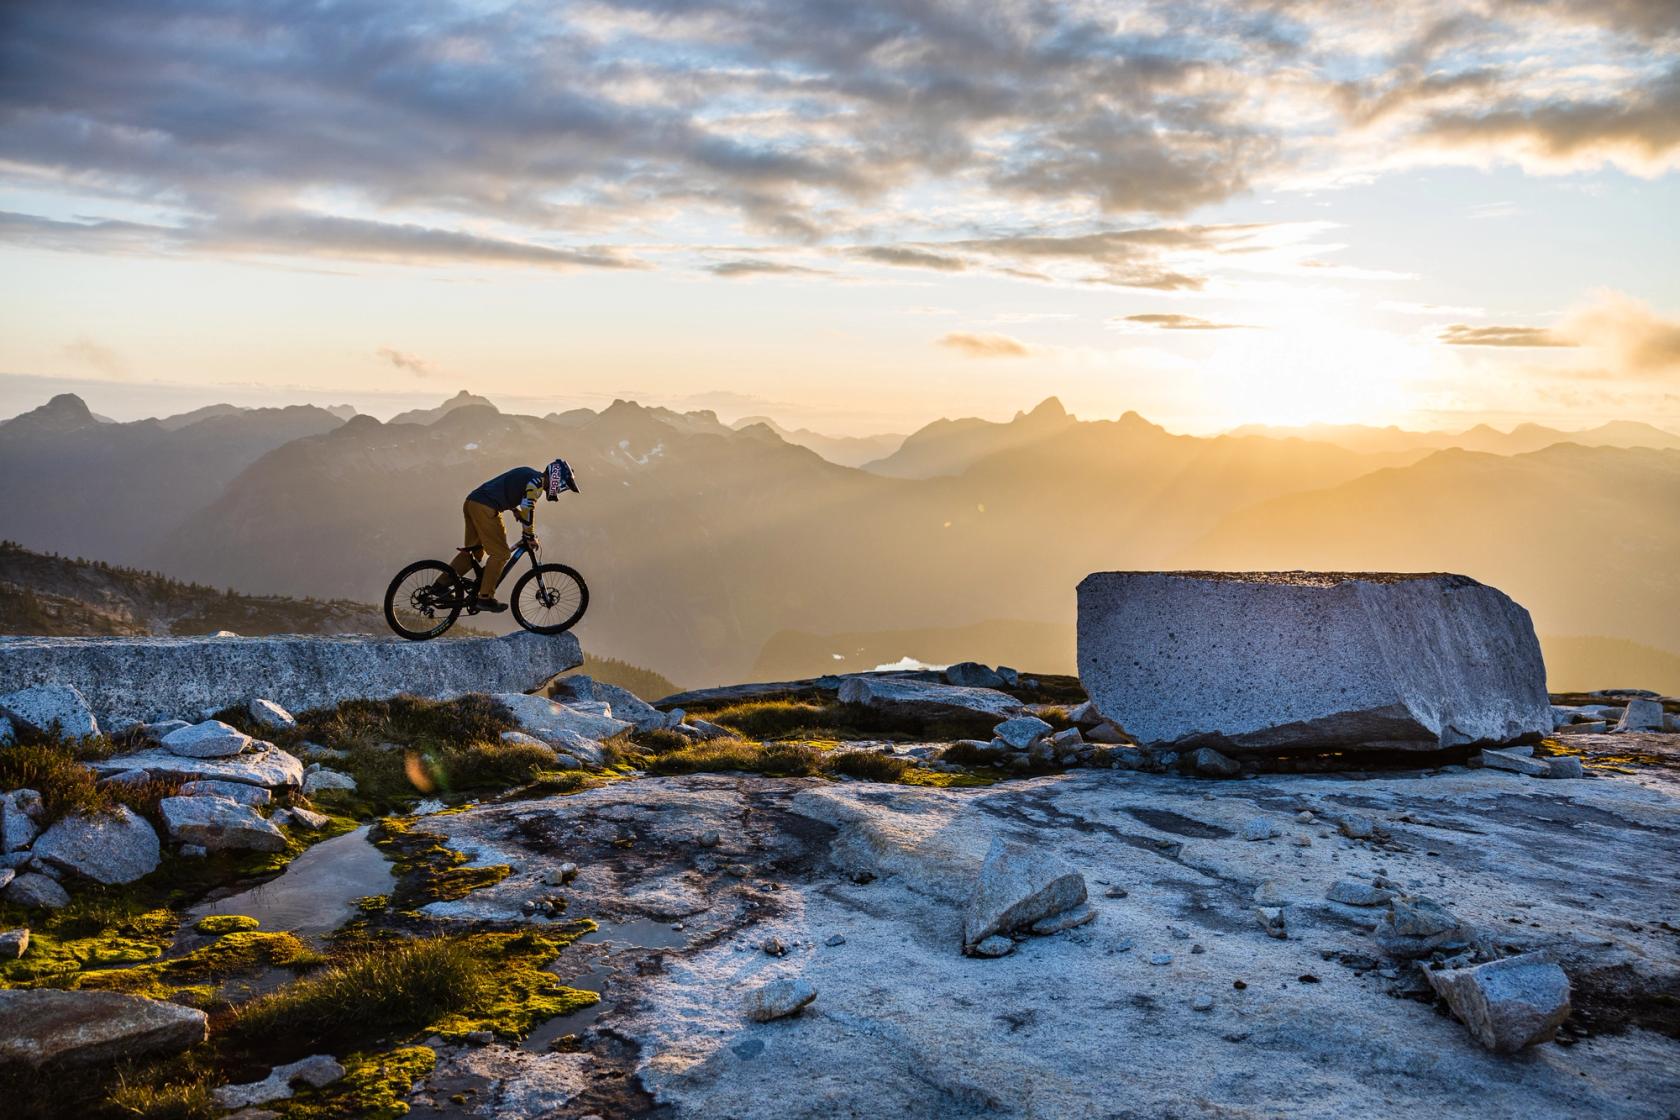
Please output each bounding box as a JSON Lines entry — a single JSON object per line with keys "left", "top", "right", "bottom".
{"left": 0, "top": 394, "right": 346, "bottom": 565}
{"left": 732, "top": 415, "right": 906, "bottom": 468}
{"left": 1179, "top": 443, "right": 1680, "bottom": 656}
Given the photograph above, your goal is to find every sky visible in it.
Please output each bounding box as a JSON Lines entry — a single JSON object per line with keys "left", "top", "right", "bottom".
{"left": 1, "top": 0, "right": 1678, "bottom": 435}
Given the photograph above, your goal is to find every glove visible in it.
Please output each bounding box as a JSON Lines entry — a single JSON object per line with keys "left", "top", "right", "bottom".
{"left": 521, "top": 532, "right": 539, "bottom": 549}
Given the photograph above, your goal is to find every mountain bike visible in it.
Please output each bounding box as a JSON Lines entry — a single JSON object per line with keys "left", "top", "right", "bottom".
{"left": 383, "top": 535, "right": 588, "bottom": 640}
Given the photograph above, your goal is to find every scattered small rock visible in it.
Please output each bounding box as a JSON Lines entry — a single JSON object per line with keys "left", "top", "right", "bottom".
{"left": 465, "top": 1030, "right": 495, "bottom": 1046}
{"left": 697, "top": 830, "right": 721, "bottom": 848}
{"left": 825, "top": 934, "right": 846, "bottom": 947}
{"left": 971, "top": 935, "right": 1015, "bottom": 958}
{"left": 1479, "top": 748, "right": 1551, "bottom": 778}
{"left": 1191, "top": 993, "right": 1215, "bottom": 1011}
{"left": 1544, "top": 756, "right": 1584, "bottom": 780}
{"left": 993, "top": 716, "right": 1054, "bottom": 750}
{"left": 213, "top": 1054, "right": 345, "bottom": 1109}
{"left": 0, "top": 927, "right": 28, "bottom": 959}
{"left": 246, "top": 699, "right": 298, "bottom": 733}
{"left": 160, "top": 720, "right": 254, "bottom": 759}
{"left": 1254, "top": 906, "right": 1288, "bottom": 939}
{"left": 1424, "top": 951, "right": 1571, "bottom": 1053}
{"left": 962, "top": 837, "right": 1087, "bottom": 950}
{"left": 1326, "top": 880, "right": 1394, "bottom": 907}
{"left": 1192, "top": 747, "right": 1241, "bottom": 777}
{"left": 302, "top": 768, "right": 357, "bottom": 795}
{"left": 0, "top": 684, "right": 99, "bottom": 739}
{"left": 1149, "top": 952, "right": 1173, "bottom": 966}
{"left": 1613, "top": 698, "right": 1664, "bottom": 733}
{"left": 1337, "top": 814, "right": 1376, "bottom": 840}
{"left": 1240, "top": 818, "right": 1279, "bottom": 842}
{"left": 743, "top": 978, "right": 818, "bottom": 1021}
{"left": 1029, "top": 903, "right": 1095, "bottom": 935}
{"left": 1375, "top": 895, "right": 1469, "bottom": 959}
{"left": 762, "top": 936, "right": 787, "bottom": 957}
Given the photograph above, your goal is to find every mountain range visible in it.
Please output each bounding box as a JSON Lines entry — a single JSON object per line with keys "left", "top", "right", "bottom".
{"left": 1, "top": 390, "right": 1675, "bottom": 688}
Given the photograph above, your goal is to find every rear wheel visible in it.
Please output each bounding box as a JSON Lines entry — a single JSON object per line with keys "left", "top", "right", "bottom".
{"left": 384, "top": 560, "right": 465, "bottom": 640}
{"left": 510, "top": 563, "right": 589, "bottom": 634}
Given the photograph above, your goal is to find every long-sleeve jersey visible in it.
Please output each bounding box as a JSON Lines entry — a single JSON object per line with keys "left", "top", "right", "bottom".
{"left": 467, "top": 467, "right": 544, "bottom": 527}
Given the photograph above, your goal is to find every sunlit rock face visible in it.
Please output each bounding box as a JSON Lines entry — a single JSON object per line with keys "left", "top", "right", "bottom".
{"left": 0, "top": 631, "right": 580, "bottom": 727}
{"left": 1077, "top": 571, "right": 1550, "bottom": 752}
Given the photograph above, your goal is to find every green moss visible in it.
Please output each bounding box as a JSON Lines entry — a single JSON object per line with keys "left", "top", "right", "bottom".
{"left": 0, "top": 905, "right": 178, "bottom": 987}
{"left": 899, "top": 767, "right": 1009, "bottom": 788}
{"left": 373, "top": 816, "right": 512, "bottom": 909}
{"left": 278, "top": 1046, "right": 436, "bottom": 1120}
{"left": 426, "top": 927, "right": 599, "bottom": 1041}
{"left": 74, "top": 931, "right": 311, "bottom": 1000}
{"left": 193, "top": 914, "right": 259, "bottom": 935}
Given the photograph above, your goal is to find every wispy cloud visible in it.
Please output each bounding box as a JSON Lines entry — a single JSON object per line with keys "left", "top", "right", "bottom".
{"left": 706, "top": 258, "right": 831, "bottom": 278}
{"left": 1119, "top": 313, "right": 1254, "bottom": 331}
{"left": 937, "top": 332, "right": 1031, "bottom": 358}
{"left": 62, "top": 337, "right": 128, "bottom": 378}
{"left": 376, "top": 348, "right": 439, "bottom": 378}
{"left": 1440, "top": 324, "right": 1574, "bottom": 347}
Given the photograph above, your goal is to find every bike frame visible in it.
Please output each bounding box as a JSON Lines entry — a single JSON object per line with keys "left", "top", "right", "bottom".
{"left": 456, "top": 541, "right": 541, "bottom": 596}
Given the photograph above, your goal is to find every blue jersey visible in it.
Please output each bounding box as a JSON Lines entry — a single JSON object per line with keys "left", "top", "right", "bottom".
{"left": 468, "top": 467, "right": 544, "bottom": 524}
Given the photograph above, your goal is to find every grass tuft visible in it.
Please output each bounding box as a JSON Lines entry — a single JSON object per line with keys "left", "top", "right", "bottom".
{"left": 826, "top": 750, "right": 911, "bottom": 782}
{"left": 644, "top": 739, "right": 824, "bottom": 777}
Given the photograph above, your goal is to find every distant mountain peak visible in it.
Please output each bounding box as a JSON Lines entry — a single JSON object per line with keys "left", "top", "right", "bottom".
{"left": 3, "top": 392, "right": 97, "bottom": 433}
{"left": 1017, "top": 396, "right": 1069, "bottom": 423}
{"left": 389, "top": 390, "right": 497, "bottom": 426}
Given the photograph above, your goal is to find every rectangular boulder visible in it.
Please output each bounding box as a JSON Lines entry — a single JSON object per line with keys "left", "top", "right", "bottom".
{"left": 0, "top": 631, "right": 580, "bottom": 728}
{"left": 1076, "top": 571, "right": 1550, "bottom": 752}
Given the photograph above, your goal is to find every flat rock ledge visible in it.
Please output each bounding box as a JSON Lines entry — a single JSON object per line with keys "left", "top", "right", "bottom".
{"left": 1078, "top": 571, "right": 1551, "bottom": 752}
{"left": 0, "top": 630, "right": 580, "bottom": 728}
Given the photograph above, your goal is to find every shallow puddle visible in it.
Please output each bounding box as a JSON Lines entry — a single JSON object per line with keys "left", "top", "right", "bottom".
{"left": 187, "top": 825, "right": 394, "bottom": 937}
{"left": 521, "top": 917, "right": 687, "bottom": 1049}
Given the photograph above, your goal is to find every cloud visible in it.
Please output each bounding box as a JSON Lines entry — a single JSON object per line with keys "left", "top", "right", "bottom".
{"left": 0, "top": 208, "right": 644, "bottom": 271}
{"left": 706, "top": 258, "right": 831, "bottom": 278}
{"left": 1559, "top": 291, "right": 1680, "bottom": 374}
{"left": 62, "top": 337, "right": 127, "bottom": 378}
{"left": 1440, "top": 324, "right": 1574, "bottom": 347}
{"left": 937, "top": 332, "right": 1030, "bottom": 358}
{"left": 1120, "top": 313, "right": 1253, "bottom": 331}
{"left": 1, "top": 0, "right": 1676, "bottom": 271}
{"left": 849, "top": 246, "right": 967, "bottom": 272}
{"left": 1420, "top": 64, "right": 1680, "bottom": 176}
{"left": 376, "top": 348, "right": 439, "bottom": 378}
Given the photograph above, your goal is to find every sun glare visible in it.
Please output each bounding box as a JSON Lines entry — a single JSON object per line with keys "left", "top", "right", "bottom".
{"left": 1200, "top": 317, "right": 1422, "bottom": 429}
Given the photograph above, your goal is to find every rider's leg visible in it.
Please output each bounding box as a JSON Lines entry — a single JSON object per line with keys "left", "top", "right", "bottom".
{"left": 466, "top": 501, "right": 511, "bottom": 600}
{"left": 440, "top": 500, "right": 483, "bottom": 586}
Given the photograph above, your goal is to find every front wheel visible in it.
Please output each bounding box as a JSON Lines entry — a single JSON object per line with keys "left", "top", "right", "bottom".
{"left": 385, "top": 560, "right": 464, "bottom": 640}
{"left": 510, "top": 563, "right": 589, "bottom": 634}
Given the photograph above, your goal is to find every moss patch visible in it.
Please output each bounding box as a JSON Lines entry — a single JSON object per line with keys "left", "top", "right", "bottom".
{"left": 0, "top": 904, "right": 178, "bottom": 988}
{"left": 278, "top": 1046, "right": 437, "bottom": 1120}
{"left": 74, "top": 931, "right": 311, "bottom": 1001}
{"left": 900, "top": 767, "right": 1009, "bottom": 788}
{"left": 193, "top": 914, "right": 259, "bottom": 935}
{"left": 426, "top": 926, "right": 599, "bottom": 1041}
{"left": 373, "top": 816, "right": 513, "bottom": 910}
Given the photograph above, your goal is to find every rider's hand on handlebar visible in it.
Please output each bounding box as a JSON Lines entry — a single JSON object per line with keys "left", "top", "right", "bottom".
{"left": 521, "top": 532, "right": 539, "bottom": 549}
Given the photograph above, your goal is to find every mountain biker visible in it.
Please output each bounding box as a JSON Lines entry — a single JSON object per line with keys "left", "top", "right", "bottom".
{"left": 449, "top": 458, "right": 580, "bottom": 612}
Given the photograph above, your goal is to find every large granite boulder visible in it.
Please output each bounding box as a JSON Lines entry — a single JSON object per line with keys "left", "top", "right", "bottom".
{"left": 0, "top": 631, "right": 580, "bottom": 729}
{"left": 550, "top": 675, "right": 672, "bottom": 733}
{"left": 0, "top": 989, "right": 207, "bottom": 1068}
{"left": 31, "top": 807, "right": 160, "bottom": 884}
{"left": 494, "top": 693, "right": 634, "bottom": 744}
{"left": 1076, "top": 572, "right": 1550, "bottom": 752}
{"left": 1424, "top": 952, "right": 1571, "bottom": 1052}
